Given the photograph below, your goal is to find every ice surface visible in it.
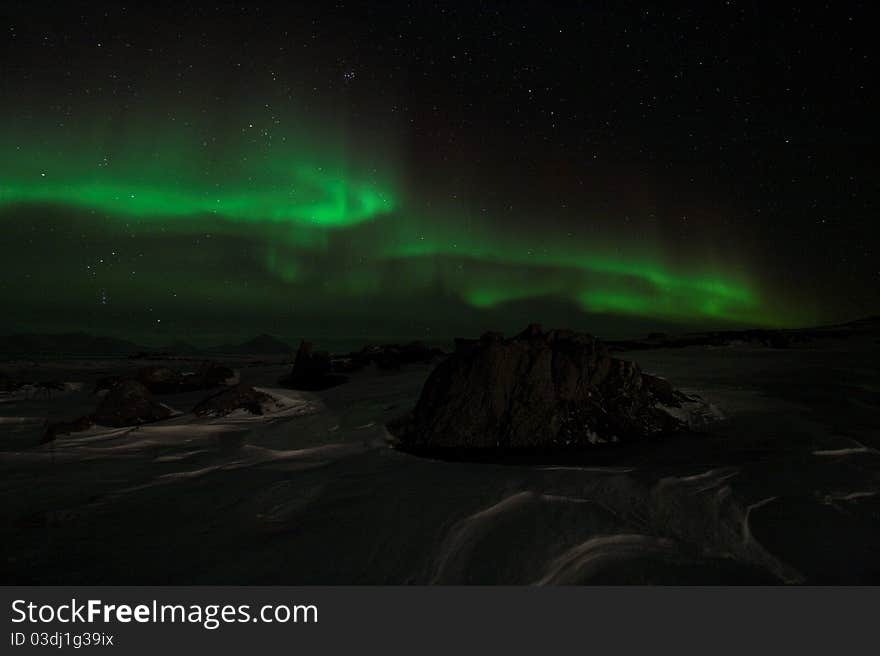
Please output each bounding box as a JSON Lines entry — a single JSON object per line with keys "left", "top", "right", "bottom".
{"left": 1, "top": 342, "right": 879, "bottom": 584}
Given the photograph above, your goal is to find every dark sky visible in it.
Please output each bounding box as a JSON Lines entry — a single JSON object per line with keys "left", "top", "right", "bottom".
{"left": 1, "top": 1, "right": 877, "bottom": 345}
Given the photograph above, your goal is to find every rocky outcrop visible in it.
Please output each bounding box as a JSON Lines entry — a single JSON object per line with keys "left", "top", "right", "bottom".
{"left": 44, "top": 379, "right": 174, "bottom": 442}
{"left": 182, "top": 361, "right": 239, "bottom": 390}
{"left": 42, "top": 416, "right": 95, "bottom": 443}
{"left": 136, "top": 362, "right": 238, "bottom": 394}
{"left": 641, "top": 373, "right": 691, "bottom": 407}
{"left": 193, "top": 384, "right": 274, "bottom": 417}
{"left": 389, "top": 325, "right": 691, "bottom": 452}
{"left": 0, "top": 374, "right": 64, "bottom": 396}
{"left": 279, "top": 341, "right": 348, "bottom": 390}
{"left": 137, "top": 366, "right": 182, "bottom": 393}
{"left": 331, "top": 341, "right": 445, "bottom": 373}
{"left": 94, "top": 375, "right": 125, "bottom": 394}
{"left": 93, "top": 380, "right": 174, "bottom": 427}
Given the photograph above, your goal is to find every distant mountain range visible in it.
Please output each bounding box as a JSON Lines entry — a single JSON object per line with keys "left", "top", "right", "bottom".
{"left": 0, "top": 332, "right": 142, "bottom": 355}
{"left": 0, "top": 331, "right": 293, "bottom": 356}
{"left": 1, "top": 316, "right": 877, "bottom": 357}
{"left": 606, "top": 315, "right": 880, "bottom": 351}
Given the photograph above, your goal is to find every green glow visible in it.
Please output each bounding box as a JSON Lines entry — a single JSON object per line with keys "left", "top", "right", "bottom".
{"left": 0, "top": 115, "right": 800, "bottom": 334}
{"left": 0, "top": 119, "right": 397, "bottom": 228}
{"left": 265, "top": 246, "right": 301, "bottom": 283}
{"left": 388, "top": 240, "right": 750, "bottom": 304}
{"left": 0, "top": 173, "right": 394, "bottom": 228}
{"left": 465, "top": 283, "right": 562, "bottom": 309}
{"left": 379, "top": 221, "right": 770, "bottom": 324}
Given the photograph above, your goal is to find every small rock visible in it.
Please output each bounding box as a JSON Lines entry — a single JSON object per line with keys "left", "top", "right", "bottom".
{"left": 181, "top": 361, "right": 239, "bottom": 391}
{"left": 193, "top": 384, "right": 274, "bottom": 417}
{"left": 93, "top": 380, "right": 173, "bottom": 427}
{"left": 42, "top": 416, "right": 95, "bottom": 443}
{"left": 137, "top": 366, "right": 182, "bottom": 394}
{"left": 280, "top": 341, "right": 348, "bottom": 390}
{"left": 94, "top": 375, "right": 124, "bottom": 394}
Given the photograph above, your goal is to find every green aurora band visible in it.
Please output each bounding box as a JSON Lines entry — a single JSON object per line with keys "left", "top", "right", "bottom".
{"left": 0, "top": 126, "right": 396, "bottom": 228}
{"left": 0, "top": 121, "right": 792, "bottom": 334}
{"left": 383, "top": 236, "right": 756, "bottom": 321}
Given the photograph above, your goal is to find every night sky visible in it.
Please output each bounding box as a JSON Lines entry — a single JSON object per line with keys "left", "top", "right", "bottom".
{"left": 1, "top": 2, "right": 877, "bottom": 345}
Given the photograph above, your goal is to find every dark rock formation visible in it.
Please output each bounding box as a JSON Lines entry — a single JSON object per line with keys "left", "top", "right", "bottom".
{"left": 329, "top": 355, "right": 365, "bottom": 373}
{"left": 93, "top": 380, "right": 173, "bottom": 427}
{"left": 0, "top": 370, "right": 13, "bottom": 393}
{"left": 29, "top": 380, "right": 65, "bottom": 393}
{"left": 193, "top": 384, "right": 274, "bottom": 417}
{"left": 0, "top": 377, "right": 65, "bottom": 396}
{"left": 93, "top": 375, "right": 125, "bottom": 394}
{"left": 280, "top": 341, "right": 348, "bottom": 390}
{"left": 45, "top": 379, "right": 174, "bottom": 443}
{"left": 135, "top": 362, "right": 238, "bottom": 393}
{"left": 641, "top": 373, "right": 692, "bottom": 407}
{"left": 330, "top": 341, "right": 445, "bottom": 374}
{"left": 137, "top": 366, "right": 182, "bottom": 394}
{"left": 42, "top": 416, "right": 94, "bottom": 443}
{"left": 389, "top": 325, "right": 690, "bottom": 451}
{"left": 365, "top": 344, "right": 403, "bottom": 371}
{"left": 181, "top": 361, "right": 239, "bottom": 391}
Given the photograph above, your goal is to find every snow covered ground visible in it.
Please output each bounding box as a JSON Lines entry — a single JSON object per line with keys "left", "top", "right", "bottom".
{"left": 1, "top": 341, "right": 879, "bottom": 584}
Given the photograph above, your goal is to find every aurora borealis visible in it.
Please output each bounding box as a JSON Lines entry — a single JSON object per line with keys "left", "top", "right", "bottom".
{"left": 2, "top": 2, "right": 877, "bottom": 345}
{"left": 0, "top": 129, "right": 397, "bottom": 228}
{"left": 0, "top": 119, "right": 770, "bottom": 337}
